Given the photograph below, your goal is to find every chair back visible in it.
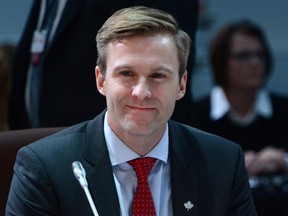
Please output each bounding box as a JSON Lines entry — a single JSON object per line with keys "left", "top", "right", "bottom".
{"left": 0, "top": 127, "right": 65, "bottom": 214}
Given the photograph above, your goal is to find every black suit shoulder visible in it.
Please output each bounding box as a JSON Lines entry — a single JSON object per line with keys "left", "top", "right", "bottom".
{"left": 168, "top": 120, "right": 253, "bottom": 216}
{"left": 191, "top": 94, "right": 211, "bottom": 127}
{"left": 270, "top": 92, "right": 288, "bottom": 118}
{"left": 169, "top": 119, "right": 243, "bottom": 158}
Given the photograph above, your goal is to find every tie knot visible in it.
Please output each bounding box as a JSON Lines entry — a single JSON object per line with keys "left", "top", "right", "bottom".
{"left": 128, "top": 157, "right": 156, "bottom": 183}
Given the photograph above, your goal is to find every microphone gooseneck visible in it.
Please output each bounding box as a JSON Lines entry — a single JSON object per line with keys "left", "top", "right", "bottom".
{"left": 72, "top": 161, "right": 99, "bottom": 216}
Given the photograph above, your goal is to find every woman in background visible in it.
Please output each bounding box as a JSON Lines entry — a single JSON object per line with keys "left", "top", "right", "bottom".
{"left": 192, "top": 19, "right": 288, "bottom": 216}
{"left": 193, "top": 20, "right": 288, "bottom": 176}
{"left": 192, "top": 20, "right": 288, "bottom": 215}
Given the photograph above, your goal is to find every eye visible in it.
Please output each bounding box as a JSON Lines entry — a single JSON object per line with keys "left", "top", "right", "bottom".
{"left": 120, "top": 70, "right": 134, "bottom": 77}
{"left": 150, "top": 72, "right": 165, "bottom": 79}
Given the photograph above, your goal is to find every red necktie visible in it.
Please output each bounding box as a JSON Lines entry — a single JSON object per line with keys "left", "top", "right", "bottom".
{"left": 128, "top": 157, "right": 157, "bottom": 216}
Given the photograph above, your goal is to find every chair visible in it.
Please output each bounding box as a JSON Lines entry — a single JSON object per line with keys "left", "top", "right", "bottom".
{"left": 0, "top": 127, "right": 65, "bottom": 214}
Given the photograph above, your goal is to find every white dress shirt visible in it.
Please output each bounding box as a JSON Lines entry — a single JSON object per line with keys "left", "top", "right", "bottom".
{"left": 104, "top": 112, "right": 172, "bottom": 216}
{"left": 210, "top": 86, "right": 272, "bottom": 126}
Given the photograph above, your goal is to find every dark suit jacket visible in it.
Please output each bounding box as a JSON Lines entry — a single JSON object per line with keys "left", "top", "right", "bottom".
{"left": 6, "top": 111, "right": 256, "bottom": 215}
{"left": 192, "top": 92, "right": 288, "bottom": 152}
{"left": 8, "top": 0, "right": 198, "bottom": 129}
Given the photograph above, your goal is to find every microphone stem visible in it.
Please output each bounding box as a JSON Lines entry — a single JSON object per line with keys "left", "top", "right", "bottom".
{"left": 84, "top": 186, "right": 99, "bottom": 216}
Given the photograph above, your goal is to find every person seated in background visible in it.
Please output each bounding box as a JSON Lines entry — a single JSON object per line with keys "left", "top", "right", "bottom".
{"left": 0, "top": 44, "right": 15, "bottom": 131}
{"left": 192, "top": 19, "right": 288, "bottom": 177}
{"left": 192, "top": 19, "right": 288, "bottom": 216}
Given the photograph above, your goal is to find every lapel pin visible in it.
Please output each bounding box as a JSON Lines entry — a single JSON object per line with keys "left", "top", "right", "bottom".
{"left": 184, "top": 201, "right": 194, "bottom": 211}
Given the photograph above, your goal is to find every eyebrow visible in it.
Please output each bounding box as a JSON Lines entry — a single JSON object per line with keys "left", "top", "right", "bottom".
{"left": 113, "top": 64, "right": 174, "bottom": 74}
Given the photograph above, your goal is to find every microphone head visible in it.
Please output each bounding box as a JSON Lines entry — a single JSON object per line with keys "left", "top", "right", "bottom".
{"left": 72, "top": 161, "right": 88, "bottom": 188}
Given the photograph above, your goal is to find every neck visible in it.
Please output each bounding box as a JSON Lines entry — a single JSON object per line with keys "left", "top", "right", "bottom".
{"left": 121, "top": 130, "right": 164, "bottom": 156}
{"left": 225, "top": 88, "right": 257, "bottom": 116}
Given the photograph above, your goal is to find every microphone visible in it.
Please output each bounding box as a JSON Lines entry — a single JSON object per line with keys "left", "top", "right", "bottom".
{"left": 72, "top": 161, "right": 99, "bottom": 216}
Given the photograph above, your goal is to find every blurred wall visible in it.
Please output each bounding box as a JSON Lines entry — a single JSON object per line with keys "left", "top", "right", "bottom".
{"left": 0, "top": 0, "right": 33, "bottom": 44}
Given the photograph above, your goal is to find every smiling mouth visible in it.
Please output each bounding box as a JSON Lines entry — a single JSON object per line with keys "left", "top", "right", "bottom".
{"left": 126, "top": 105, "right": 154, "bottom": 111}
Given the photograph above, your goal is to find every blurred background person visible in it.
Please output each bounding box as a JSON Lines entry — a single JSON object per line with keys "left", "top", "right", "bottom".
{"left": 0, "top": 44, "right": 15, "bottom": 131}
{"left": 8, "top": 0, "right": 198, "bottom": 129}
{"left": 193, "top": 19, "right": 288, "bottom": 176}
{"left": 192, "top": 19, "right": 288, "bottom": 216}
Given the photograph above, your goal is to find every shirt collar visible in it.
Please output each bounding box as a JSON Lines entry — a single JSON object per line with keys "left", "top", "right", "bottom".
{"left": 210, "top": 86, "right": 273, "bottom": 121}
{"left": 104, "top": 112, "right": 169, "bottom": 166}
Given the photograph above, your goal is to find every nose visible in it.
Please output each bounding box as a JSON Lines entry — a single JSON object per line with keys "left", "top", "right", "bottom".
{"left": 248, "top": 55, "right": 263, "bottom": 66}
{"left": 248, "top": 52, "right": 265, "bottom": 65}
{"left": 132, "top": 77, "right": 152, "bottom": 100}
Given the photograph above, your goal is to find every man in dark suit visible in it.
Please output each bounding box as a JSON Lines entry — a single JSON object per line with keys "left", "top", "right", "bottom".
{"left": 6, "top": 6, "right": 256, "bottom": 215}
{"left": 8, "top": 0, "right": 198, "bottom": 129}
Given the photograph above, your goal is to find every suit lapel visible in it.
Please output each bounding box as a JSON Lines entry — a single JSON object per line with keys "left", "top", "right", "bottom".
{"left": 83, "top": 112, "right": 121, "bottom": 216}
{"left": 169, "top": 121, "right": 214, "bottom": 216}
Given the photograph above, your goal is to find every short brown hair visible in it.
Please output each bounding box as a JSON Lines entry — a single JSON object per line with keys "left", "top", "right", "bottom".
{"left": 96, "top": 6, "right": 191, "bottom": 80}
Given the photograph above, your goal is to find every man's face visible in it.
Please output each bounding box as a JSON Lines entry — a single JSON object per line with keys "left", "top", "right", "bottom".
{"left": 96, "top": 34, "right": 186, "bottom": 140}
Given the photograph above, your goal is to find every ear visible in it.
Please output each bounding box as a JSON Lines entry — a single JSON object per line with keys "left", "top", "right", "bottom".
{"left": 95, "top": 66, "right": 106, "bottom": 96}
{"left": 176, "top": 70, "right": 187, "bottom": 100}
